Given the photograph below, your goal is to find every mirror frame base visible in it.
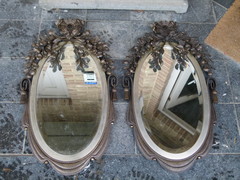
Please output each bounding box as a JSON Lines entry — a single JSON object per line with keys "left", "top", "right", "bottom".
{"left": 128, "top": 111, "right": 214, "bottom": 172}
{"left": 22, "top": 100, "right": 114, "bottom": 175}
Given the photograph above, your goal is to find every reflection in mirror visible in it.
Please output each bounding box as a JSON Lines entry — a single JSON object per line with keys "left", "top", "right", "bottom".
{"left": 138, "top": 46, "right": 203, "bottom": 153}
{"left": 36, "top": 44, "right": 102, "bottom": 155}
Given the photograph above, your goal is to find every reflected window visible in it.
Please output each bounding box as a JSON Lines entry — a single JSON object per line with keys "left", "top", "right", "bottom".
{"left": 158, "top": 61, "right": 203, "bottom": 133}
{"left": 138, "top": 52, "right": 204, "bottom": 153}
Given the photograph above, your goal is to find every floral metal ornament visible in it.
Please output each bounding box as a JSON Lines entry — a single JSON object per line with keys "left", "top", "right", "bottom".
{"left": 124, "top": 21, "right": 217, "bottom": 103}
{"left": 126, "top": 21, "right": 209, "bottom": 72}
{"left": 57, "top": 19, "right": 85, "bottom": 38}
{"left": 21, "top": 19, "right": 116, "bottom": 103}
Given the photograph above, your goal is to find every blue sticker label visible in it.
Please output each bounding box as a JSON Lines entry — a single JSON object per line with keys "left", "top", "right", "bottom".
{"left": 83, "top": 72, "right": 97, "bottom": 85}
{"left": 85, "top": 82, "right": 97, "bottom": 85}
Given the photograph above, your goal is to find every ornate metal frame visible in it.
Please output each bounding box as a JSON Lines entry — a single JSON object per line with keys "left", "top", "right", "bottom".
{"left": 123, "top": 21, "right": 217, "bottom": 172}
{"left": 20, "top": 19, "right": 117, "bottom": 175}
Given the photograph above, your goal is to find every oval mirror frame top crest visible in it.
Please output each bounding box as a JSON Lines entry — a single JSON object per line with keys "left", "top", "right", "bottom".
{"left": 20, "top": 19, "right": 117, "bottom": 175}
{"left": 123, "top": 21, "right": 218, "bottom": 172}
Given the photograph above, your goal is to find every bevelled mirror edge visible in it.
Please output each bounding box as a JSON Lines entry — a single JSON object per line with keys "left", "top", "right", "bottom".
{"left": 19, "top": 19, "right": 117, "bottom": 175}
{"left": 123, "top": 21, "right": 218, "bottom": 172}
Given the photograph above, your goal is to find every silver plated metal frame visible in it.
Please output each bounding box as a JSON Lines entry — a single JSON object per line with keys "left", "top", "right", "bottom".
{"left": 20, "top": 19, "right": 117, "bottom": 175}
{"left": 123, "top": 21, "right": 217, "bottom": 172}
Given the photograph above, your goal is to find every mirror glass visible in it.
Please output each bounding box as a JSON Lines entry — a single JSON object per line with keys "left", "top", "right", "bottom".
{"left": 138, "top": 49, "right": 203, "bottom": 153}
{"left": 36, "top": 44, "right": 102, "bottom": 155}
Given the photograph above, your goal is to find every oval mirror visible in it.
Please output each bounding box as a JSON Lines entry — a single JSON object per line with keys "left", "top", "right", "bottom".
{"left": 20, "top": 19, "right": 117, "bottom": 175}
{"left": 124, "top": 21, "right": 217, "bottom": 171}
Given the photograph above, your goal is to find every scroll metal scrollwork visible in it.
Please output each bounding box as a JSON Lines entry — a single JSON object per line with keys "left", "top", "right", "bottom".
{"left": 108, "top": 75, "right": 118, "bottom": 101}
{"left": 20, "top": 78, "right": 31, "bottom": 103}
{"left": 207, "top": 77, "right": 218, "bottom": 103}
{"left": 122, "top": 75, "right": 133, "bottom": 101}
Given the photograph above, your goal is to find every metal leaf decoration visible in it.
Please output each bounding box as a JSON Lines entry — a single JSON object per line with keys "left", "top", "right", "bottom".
{"left": 125, "top": 21, "right": 212, "bottom": 75}
{"left": 124, "top": 21, "right": 217, "bottom": 103}
{"left": 23, "top": 19, "right": 113, "bottom": 75}
{"left": 20, "top": 19, "right": 113, "bottom": 101}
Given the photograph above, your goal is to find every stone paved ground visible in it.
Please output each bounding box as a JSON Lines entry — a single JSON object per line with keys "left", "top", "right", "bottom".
{"left": 0, "top": 0, "right": 240, "bottom": 179}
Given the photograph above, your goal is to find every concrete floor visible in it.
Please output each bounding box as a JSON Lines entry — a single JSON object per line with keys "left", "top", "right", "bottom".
{"left": 0, "top": 0, "right": 239, "bottom": 179}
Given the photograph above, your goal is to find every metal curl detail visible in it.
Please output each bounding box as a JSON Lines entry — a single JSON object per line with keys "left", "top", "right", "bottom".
{"left": 122, "top": 75, "right": 132, "bottom": 88}
{"left": 108, "top": 75, "right": 118, "bottom": 101}
{"left": 122, "top": 76, "right": 132, "bottom": 100}
{"left": 20, "top": 78, "right": 32, "bottom": 103}
{"left": 20, "top": 78, "right": 31, "bottom": 92}
{"left": 207, "top": 78, "right": 218, "bottom": 103}
{"left": 109, "top": 75, "right": 118, "bottom": 88}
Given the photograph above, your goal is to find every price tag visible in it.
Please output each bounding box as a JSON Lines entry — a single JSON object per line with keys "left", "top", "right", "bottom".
{"left": 83, "top": 72, "right": 97, "bottom": 85}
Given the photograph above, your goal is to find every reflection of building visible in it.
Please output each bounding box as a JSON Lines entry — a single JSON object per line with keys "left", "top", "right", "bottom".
{"left": 138, "top": 46, "right": 175, "bottom": 119}
{"left": 36, "top": 45, "right": 102, "bottom": 155}
{"left": 138, "top": 46, "right": 199, "bottom": 153}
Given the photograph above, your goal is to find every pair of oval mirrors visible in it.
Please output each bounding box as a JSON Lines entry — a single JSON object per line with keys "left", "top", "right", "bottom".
{"left": 20, "top": 19, "right": 217, "bottom": 175}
